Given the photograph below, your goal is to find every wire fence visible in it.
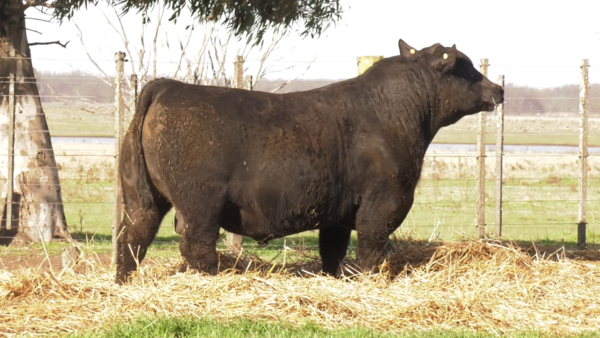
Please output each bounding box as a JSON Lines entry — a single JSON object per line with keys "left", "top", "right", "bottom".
{"left": 1, "top": 56, "right": 600, "bottom": 259}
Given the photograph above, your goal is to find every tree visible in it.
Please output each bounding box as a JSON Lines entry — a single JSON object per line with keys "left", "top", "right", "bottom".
{"left": 0, "top": 0, "right": 69, "bottom": 243}
{"left": 73, "top": 2, "right": 293, "bottom": 90}
{"left": 54, "top": 0, "right": 342, "bottom": 44}
{"left": 0, "top": 0, "right": 343, "bottom": 243}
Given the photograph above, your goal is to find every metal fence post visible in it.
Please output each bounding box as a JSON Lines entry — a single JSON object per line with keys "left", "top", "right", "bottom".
{"left": 6, "top": 74, "right": 15, "bottom": 230}
{"left": 226, "top": 55, "right": 245, "bottom": 254}
{"left": 578, "top": 59, "right": 589, "bottom": 248}
{"left": 477, "top": 59, "right": 489, "bottom": 239}
{"left": 112, "top": 52, "right": 126, "bottom": 264}
{"left": 495, "top": 75, "right": 505, "bottom": 237}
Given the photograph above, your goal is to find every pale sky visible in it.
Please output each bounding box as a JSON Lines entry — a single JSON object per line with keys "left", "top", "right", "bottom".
{"left": 26, "top": 0, "right": 600, "bottom": 88}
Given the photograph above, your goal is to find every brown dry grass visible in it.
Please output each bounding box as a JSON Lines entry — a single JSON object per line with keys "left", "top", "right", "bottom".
{"left": 2, "top": 240, "right": 600, "bottom": 336}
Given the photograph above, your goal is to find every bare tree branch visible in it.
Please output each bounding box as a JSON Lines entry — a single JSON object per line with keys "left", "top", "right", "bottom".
{"left": 207, "top": 50, "right": 219, "bottom": 86}
{"left": 189, "top": 22, "right": 215, "bottom": 84}
{"left": 29, "top": 40, "right": 70, "bottom": 48}
{"left": 25, "top": 28, "right": 43, "bottom": 35}
{"left": 107, "top": 0, "right": 137, "bottom": 78}
{"left": 25, "top": 17, "right": 52, "bottom": 22}
{"left": 66, "top": 5, "right": 303, "bottom": 92}
{"left": 253, "top": 31, "right": 286, "bottom": 82}
{"left": 72, "top": 22, "right": 112, "bottom": 85}
{"left": 271, "top": 57, "right": 315, "bottom": 93}
{"left": 152, "top": 4, "right": 166, "bottom": 79}
{"left": 172, "top": 24, "right": 194, "bottom": 79}
{"left": 138, "top": 20, "right": 149, "bottom": 84}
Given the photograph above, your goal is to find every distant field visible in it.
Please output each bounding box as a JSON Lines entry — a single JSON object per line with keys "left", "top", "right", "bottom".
{"left": 44, "top": 102, "right": 130, "bottom": 137}
{"left": 44, "top": 103, "right": 600, "bottom": 146}
{"left": 434, "top": 114, "right": 600, "bottom": 146}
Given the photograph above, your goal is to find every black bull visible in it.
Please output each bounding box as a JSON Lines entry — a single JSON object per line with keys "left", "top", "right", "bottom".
{"left": 116, "top": 39, "right": 504, "bottom": 283}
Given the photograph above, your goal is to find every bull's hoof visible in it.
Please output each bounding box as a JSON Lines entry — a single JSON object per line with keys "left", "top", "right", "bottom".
{"left": 183, "top": 260, "right": 218, "bottom": 276}
{"left": 115, "top": 265, "right": 136, "bottom": 284}
{"left": 115, "top": 272, "right": 131, "bottom": 284}
{"left": 191, "top": 264, "right": 218, "bottom": 275}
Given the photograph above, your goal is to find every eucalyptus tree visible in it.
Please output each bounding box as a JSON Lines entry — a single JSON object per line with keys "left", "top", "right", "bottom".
{"left": 0, "top": 0, "right": 342, "bottom": 243}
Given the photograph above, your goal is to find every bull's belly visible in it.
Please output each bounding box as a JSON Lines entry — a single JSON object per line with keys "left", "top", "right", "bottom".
{"left": 220, "top": 206, "right": 340, "bottom": 244}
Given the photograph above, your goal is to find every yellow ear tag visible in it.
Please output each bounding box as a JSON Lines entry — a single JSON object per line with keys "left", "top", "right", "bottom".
{"left": 443, "top": 53, "right": 448, "bottom": 60}
{"left": 409, "top": 49, "right": 416, "bottom": 55}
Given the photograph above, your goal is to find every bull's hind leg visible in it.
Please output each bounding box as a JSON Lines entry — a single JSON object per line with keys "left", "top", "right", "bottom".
{"left": 116, "top": 194, "right": 171, "bottom": 284}
{"left": 177, "top": 194, "right": 224, "bottom": 275}
{"left": 319, "top": 227, "right": 352, "bottom": 276}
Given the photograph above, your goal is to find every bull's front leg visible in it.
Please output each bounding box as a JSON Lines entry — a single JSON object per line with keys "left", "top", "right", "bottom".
{"left": 355, "top": 191, "right": 414, "bottom": 272}
{"left": 177, "top": 203, "right": 223, "bottom": 275}
{"left": 319, "top": 226, "right": 352, "bottom": 276}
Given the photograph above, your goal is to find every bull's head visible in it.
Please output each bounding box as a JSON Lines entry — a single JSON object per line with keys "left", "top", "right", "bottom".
{"left": 399, "top": 39, "right": 504, "bottom": 127}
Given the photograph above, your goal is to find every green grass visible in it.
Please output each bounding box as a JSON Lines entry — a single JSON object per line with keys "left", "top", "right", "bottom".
{"left": 433, "top": 113, "right": 600, "bottom": 146}
{"left": 45, "top": 103, "right": 600, "bottom": 146}
{"left": 45, "top": 103, "right": 120, "bottom": 137}
{"left": 53, "top": 160, "right": 600, "bottom": 252}
{"left": 64, "top": 316, "right": 579, "bottom": 338}
{"left": 403, "top": 174, "right": 600, "bottom": 244}
{"left": 57, "top": 173, "right": 600, "bottom": 244}
{"left": 433, "top": 115, "right": 600, "bottom": 147}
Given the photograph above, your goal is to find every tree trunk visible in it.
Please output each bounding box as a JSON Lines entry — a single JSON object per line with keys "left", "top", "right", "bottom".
{"left": 0, "top": 0, "right": 68, "bottom": 244}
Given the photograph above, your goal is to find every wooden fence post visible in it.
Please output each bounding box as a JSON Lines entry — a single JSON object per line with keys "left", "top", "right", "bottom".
{"left": 234, "top": 55, "right": 244, "bottom": 89}
{"left": 245, "top": 75, "right": 253, "bottom": 90}
{"left": 495, "top": 75, "right": 505, "bottom": 237}
{"left": 357, "top": 56, "right": 384, "bottom": 76}
{"left": 112, "top": 52, "right": 126, "bottom": 264}
{"left": 226, "top": 55, "right": 245, "bottom": 254}
{"left": 578, "top": 59, "right": 589, "bottom": 248}
{"left": 5, "top": 73, "right": 15, "bottom": 230}
{"left": 130, "top": 74, "right": 138, "bottom": 122}
{"left": 477, "top": 59, "right": 489, "bottom": 239}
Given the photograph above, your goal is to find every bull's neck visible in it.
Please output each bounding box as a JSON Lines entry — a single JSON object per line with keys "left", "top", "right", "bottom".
{"left": 349, "top": 66, "right": 440, "bottom": 150}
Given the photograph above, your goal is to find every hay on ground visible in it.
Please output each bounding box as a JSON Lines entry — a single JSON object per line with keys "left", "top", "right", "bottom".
{"left": 1, "top": 240, "right": 600, "bottom": 336}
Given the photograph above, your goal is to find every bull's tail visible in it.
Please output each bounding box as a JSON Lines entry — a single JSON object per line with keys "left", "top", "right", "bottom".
{"left": 120, "top": 83, "right": 157, "bottom": 211}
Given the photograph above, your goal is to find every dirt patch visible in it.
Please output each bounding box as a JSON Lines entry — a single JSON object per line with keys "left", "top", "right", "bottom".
{"left": 0, "top": 247, "right": 112, "bottom": 272}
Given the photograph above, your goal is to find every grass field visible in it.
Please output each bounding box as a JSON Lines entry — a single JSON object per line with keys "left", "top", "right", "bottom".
{"left": 43, "top": 103, "right": 600, "bottom": 146}
{"left": 68, "top": 316, "right": 397, "bottom": 338}
{"left": 66, "top": 316, "right": 569, "bottom": 338}
{"left": 434, "top": 115, "right": 600, "bottom": 147}
{"left": 50, "top": 140, "right": 600, "bottom": 246}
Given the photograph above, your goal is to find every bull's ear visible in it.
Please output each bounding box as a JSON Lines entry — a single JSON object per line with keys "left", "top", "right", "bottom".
{"left": 431, "top": 44, "right": 457, "bottom": 73}
{"left": 398, "top": 39, "right": 417, "bottom": 57}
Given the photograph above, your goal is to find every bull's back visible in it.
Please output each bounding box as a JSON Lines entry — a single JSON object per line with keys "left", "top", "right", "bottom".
{"left": 141, "top": 80, "right": 356, "bottom": 231}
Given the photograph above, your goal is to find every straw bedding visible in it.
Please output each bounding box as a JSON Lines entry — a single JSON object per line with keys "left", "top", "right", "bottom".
{"left": 1, "top": 240, "right": 600, "bottom": 336}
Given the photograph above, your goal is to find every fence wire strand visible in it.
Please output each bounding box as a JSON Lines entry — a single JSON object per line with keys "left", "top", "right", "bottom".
{"left": 2, "top": 60, "right": 600, "bottom": 257}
